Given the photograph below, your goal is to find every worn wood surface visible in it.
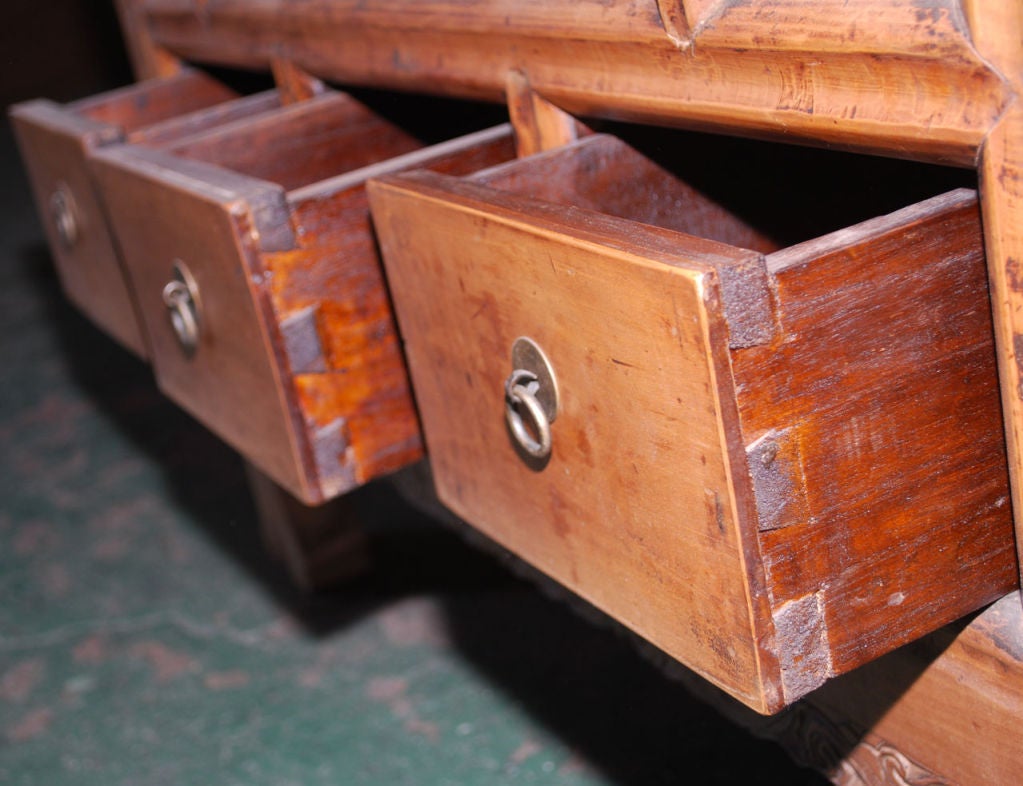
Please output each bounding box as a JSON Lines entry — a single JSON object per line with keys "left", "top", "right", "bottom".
{"left": 84, "top": 0, "right": 1023, "bottom": 777}
{"left": 68, "top": 69, "right": 235, "bottom": 133}
{"left": 661, "top": 592, "right": 1023, "bottom": 785}
{"left": 10, "top": 102, "right": 147, "bottom": 357}
{"left": 271, "top": 126, "right": 517, "bottom": 492}
{"left": 162, "top": 92, "right": 422, "bottom": 191}
{"left": 963, "top": 1, "right": 1023, "bottom": 591}
{"left": 114, "top": 0, "right": 181, "bottom": 79}
{"left": 773, "top": 592, "right": 1023, "bottom": 785}
{"left": 128, "top": 90, "right": 283, "bottom": 147}
{"left": 139, "top": 0, "right": 1007, "bottom": 164}
{"left": 369, "top": 168, "right": 780, "bottom": 711}
{"left": 369, "top": 136, "right": 1016, "bottom": 711}
{"left": 270, "top": 58, "right": 327, "bottom": 105}
{"left": 89, "top": 145, "right": 317, "bottom": 498}
{"left": 505, "top": 71, "right": 584, "bottom": 157}
{"left": 122, "top": 0, "right": 1023, "bottom": 598}
{"left": 9, "top": 70, "right": 238, "bottom": 358}
{"left": 472, "top": 135, "right": 779, "bottom": 256}
{"left": 733, "top": 191, "right": 1018, "bottom": 699}
{"left": 89, "top": 92, "right": 515, "bottom": 503}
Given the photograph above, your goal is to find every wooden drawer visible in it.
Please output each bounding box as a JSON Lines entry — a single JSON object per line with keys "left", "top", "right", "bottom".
{"left": 9, "top": 69, "right": 250, "bottom": 357}
{"left": 367, "top": 134, "right": 1018, "bottom": 713}
{"left": 88, "top": 91, "right": 516, "bottom": 504}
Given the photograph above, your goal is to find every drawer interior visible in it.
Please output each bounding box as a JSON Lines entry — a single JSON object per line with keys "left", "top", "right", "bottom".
{"left": 127, "top": 90, "right": 283, "bottom": 147}
{"left": 473, "top": 134, "right": 780, "bottom": 253}
{"left": 472, "top": 131, "right": 973, "bottom": 256}
{"left": 67, "top": 69, "right": 238, "bottom": 135}
{"left": 159, "top": 91, "right": 423, "bottom": 192}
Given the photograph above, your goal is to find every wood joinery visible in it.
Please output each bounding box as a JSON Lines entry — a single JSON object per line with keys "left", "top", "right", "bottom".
{"left": 368, "top": 135, "right": 1017, "bottom": 712}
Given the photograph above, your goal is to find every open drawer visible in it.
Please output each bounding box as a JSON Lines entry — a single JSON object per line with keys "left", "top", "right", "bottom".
{"left": 9, "top": 69, "right": 257, "bottom": 357}
{"left": 88, "top": 90, "right": 517, "bottom": 504}
{"left": 367, "top": 134, "right": 1018, "bottom": 713}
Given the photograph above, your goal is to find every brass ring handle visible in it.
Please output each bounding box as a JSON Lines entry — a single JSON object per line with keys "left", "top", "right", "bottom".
{"left": 49, "top": 186, "right": 79, "bottom": 249}
{"left": 162, "top": 261, "right": 201, "bottom": 357}
{"left": 505, "top": 369, "right": 552, "bottom": 460}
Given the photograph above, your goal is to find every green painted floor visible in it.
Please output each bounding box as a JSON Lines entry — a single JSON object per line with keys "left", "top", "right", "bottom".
{"left": 0, "top": 125, "right": 829, "bottom": 785}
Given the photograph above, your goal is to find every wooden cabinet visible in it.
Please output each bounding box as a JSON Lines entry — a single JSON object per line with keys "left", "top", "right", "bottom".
{"left": 12, "top": 0, "right": 1023, "bottom": 779}
{"left": 368, "top": 133, "right": 1017, "bottom": 711}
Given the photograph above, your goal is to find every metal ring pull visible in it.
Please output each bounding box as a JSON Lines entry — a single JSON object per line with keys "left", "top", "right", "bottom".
{"left": 504, "top": 337, "right": 559, "bottom": 463}
{"left": 162, "top": 261, "right": 202, "bottom": 357}
{"left": 49, "top": 185, "right": 79, "bottom": 249}
{"left": 505, "top": 369, "right": 552, "bottom": 459}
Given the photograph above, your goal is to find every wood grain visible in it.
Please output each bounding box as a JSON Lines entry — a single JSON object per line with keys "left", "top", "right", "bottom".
{"left": 963, "top": 1, "right": 1023, "bottom": 592}
{"left": 128, "top": 90, "right": 283, "bottom": 147}
{"left": 90, "top": 99, "right": 516, "bottom": 503}
{"left": 114, "top": 0, "right": 182, "bottom": 79}
{"left": 272, "top": 126, "right": 517, "bottom": 490}
{"left": 505, "top": 71, "right": 583, "bottom": 157}
{"left": 68, "top": 69, "right": 236, "bottom": 133}
{"left": 89, "top": 145, "right": 317, "bottom": 498}
{"left": 10, "top": 103, "right": 147, "bottom": 357}
{"left": 271, "top": 58, "right": 327, "bottom": 105}
{"left": 733, "top": 191, "right": 1017, "bottom": 685}
{"left": 162, "top": 92, "right": 422, "bottom": 191}
{"left": 805, "top": 593, "right": 1023, "bottom": 785}
{"left": 139, "top": 0, "right": 1008, "bottom": 163}
{"left": 369, "top": 169, "right": 780, "bottom": 711}
{"left": 368, "top": 136, "right": 1016, "bottom": 711}
{"left": 9, "top": 70, "right": 239, "bottom": 358}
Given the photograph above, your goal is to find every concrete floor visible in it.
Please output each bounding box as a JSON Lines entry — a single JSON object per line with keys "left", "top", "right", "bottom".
{"left": 0, "top": 111, "right": 831, "bottom": 786}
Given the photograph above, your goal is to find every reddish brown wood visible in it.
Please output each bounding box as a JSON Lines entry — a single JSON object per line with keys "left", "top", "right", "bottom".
{"left": 114, "top": 0, "right": 182, "bottom": 79}
{"left": 505, "top": 71, "right": 585, "bottom": 157}
{"left": 368, "top": 134, "right": 1017, "bottom": 712}
{"left": 139, "top": 0, "right": 1007, "bottom": 164}
{"left": 733, "top": 193, "right": 1017, "bottom": 683}
{"left": 9, "top": 70, "right": 239, "bottom": 357}
{"left": 370, "top": 163, "right": 776, "bottom": 710}
{"left": 271, "top": 58, "right": 327, "bottom": 105}
{"left": 963, "top": 1, "right": 1023, "bottom": 591}
{"left": 89, "top": 94, "right": 516, "bottom": 503}
{"left": 128, "top": 90, "right": 283, "bottom": 147}
{"left": 472, "top": 135, "right": 778, "bottom": 255}
{"left": 272, "top": 126, "right": 519, "bottom": 488}
{"left": 161, "top": 92, "right": 422, "bottom": 191}
{"left": 771, "top": 592, "right": 1023, "bottom": 785}
{"left": 68, "top": 70, "right": 236, "bottom": 132}
{"left": 90, "top": 146, "right": 316, "bottom": 495}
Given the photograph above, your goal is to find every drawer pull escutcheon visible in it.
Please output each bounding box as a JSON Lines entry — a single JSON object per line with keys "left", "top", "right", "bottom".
{"left": 49, "top": 184, "right": 79, "bottom": 249}
{"left": 505, "top": 337, "right": 558, "bottom": 461}
{"left": 162, "top": 260, "right": 202, "bottom": 357}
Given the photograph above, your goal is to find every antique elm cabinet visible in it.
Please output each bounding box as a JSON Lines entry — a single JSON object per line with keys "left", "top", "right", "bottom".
{"left": 11, "top": 1, "right": 1023, "bottom": 782}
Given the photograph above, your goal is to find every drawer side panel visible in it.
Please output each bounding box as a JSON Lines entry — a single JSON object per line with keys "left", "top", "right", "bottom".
{"left": 732, "top": 191, "right": 1017, "bottom": 680}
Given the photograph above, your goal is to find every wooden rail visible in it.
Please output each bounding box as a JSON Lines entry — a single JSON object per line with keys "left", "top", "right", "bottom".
{"left": 121, "top": 0, "right": 1023, "bottom": 594}
{"left": 135, "top": 0, "right": 1011, "bottom": 166}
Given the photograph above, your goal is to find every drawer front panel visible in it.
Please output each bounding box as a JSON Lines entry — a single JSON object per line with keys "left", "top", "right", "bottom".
{"left": 369, "top": 173, "right": 777, "bottom": 710}
{"left": 12, "top": 103, "right": 147, "bottom": 356}
{"left": 88, "top": 150, "right": 314, "bottom": 498}
{"left": 9, "top": 71, "right": 239, "bottom": 358}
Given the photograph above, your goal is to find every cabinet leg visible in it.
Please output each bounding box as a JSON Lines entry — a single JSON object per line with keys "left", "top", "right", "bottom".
{"left": 244, "top": 462, "right": 371, "bottom": 591}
